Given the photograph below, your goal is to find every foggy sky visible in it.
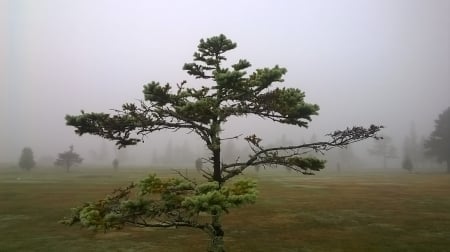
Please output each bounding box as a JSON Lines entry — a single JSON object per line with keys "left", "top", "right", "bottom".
{"left": 1, "top": 0, "right": 449, "bottom": 166}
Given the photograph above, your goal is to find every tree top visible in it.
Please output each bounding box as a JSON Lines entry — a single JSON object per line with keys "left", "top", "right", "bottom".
{"left": 66, "top": 34, "right": 320, "bottom": 148}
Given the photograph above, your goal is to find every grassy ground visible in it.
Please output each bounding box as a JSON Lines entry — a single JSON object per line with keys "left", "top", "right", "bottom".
{"left": 0, "top": 167, "right": 449, "bottom": 251}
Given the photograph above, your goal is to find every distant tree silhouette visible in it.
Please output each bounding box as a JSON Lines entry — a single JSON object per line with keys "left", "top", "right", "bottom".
{"left": 337, "top": 145, "right": 358, "bottom": 170}
{"left": 402, "top": 154, "right": 413, "bottom": 173}
{"left": 368, "top": 135, "right": 398, "bottom": 169}
{"left": 116, "top": 148, "right": 128, "bottom": 163}
{"left": 195, "top": 157, "right": 203, "bottom": 172}
{"left": 425, "top": 107, "right": 450, "bottom": 173}
{"left": 221, "top": 140, "right": 237, "bottom": 164}
{"left": 162, "top": 140, "right": 174, "bottom": 165}
{"left": 417, "top": 136, "right": 430, "bottom": 168}
{"left": 55, "top": 145, "right": 83, "bottom": 172}
{"left": 19, "top": 147, "right": 36, "bottom": 171}
{"left": 402, "top": 122, "right": 422, "bottom": 171}
{"left": 112, "top": 158, "right": 119, "bottom": 171}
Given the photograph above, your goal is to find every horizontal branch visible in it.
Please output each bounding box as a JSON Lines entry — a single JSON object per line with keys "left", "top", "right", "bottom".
{"left": 222, "top": 125, "right": 382, "bottom": 181}
{"left": 125, "top": 220, "right": 206, "bottom": 230}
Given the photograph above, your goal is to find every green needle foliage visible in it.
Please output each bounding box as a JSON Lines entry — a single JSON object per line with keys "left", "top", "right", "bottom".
{"left": 425, "top": 107, "right": 450, "bottom": 172}
{"left": 18, "top": 147, "right": 36, "bottom": 171}
{"left": 54, "top": 145, "right": 83, "bottom": 172}
{"left": 62, "top": 175, "right": 257, "bottom": 231}
{"left": 63, "top": 34, "right": 382, "bottom": 251}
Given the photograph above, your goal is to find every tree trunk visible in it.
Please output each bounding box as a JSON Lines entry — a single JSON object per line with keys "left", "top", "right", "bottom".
{"left": 208, "top": 234, "right": 225, "bottom": 252}
{"left": 207, "top": 214, "right": 225, "bottom": 252}
{"left": 213, "top": 148, "right": 221, "bottom": 183}
{"left": 210, "top": 120, "right": 222, "bottom": 184}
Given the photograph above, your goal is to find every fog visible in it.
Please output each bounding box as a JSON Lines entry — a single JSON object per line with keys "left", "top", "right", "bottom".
{"left": 1, "top": 0, "right": 449, "bottom": 169}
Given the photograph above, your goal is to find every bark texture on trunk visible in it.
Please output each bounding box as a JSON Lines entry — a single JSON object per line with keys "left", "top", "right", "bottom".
{"left": 208, "top": 234, "right": 225, "bottom": 252}
{"left": 213, "top": 148, "right": 221, "bottom": 183}
{"left": 207, "top": 214, "right": 225, "bottom": 252}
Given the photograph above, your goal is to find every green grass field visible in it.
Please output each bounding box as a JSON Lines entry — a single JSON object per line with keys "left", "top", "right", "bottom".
{"left": 1, "top": 167, "right": 449, "bottom": 251}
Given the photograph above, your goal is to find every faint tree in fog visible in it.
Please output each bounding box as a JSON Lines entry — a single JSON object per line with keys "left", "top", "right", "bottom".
{"left": 417, "top": 136, "right": 430, "bottom": 168}
{"left": 54, "top": 145, "right": 83, "bottom": 172}
{"left": 112, "top": 158, "right": 119, "bottom": 171}
{"left": 116, "top": 148, "right": 128, "bottom": 165}
{"left": 424, "top": 107, "right": 450, "bottom": 173}
{"left": 221, "top": 140, "right": 237, "bottom": 164}
{"left": 162, "top": 140, "right": 174, "bottom": 165}
{"left": 177, "top": 140, "right": 195, "bottom": 165}
{"left": 18, "top": 147, "right": 36, "bottom": 171}
{"left": 195, "top": 157, "right": 203, "bottom": 172}
{"left": 402, "top": 122, "right": 421, "bottom": 171}
{"left": 402, "top": 154, "right": 413, "bottom": 173}
{"left": 62, "top": 34, "right": 382, "bottom": 251}
{"left": 337, "top": 145, "right": 358, "bottom": 170}
{"left": 368, "top": 135, "right": 398, "bottom": 169}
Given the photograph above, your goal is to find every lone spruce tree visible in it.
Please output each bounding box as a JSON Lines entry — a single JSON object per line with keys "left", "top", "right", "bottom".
{"left": 19, "top": 147, "right": 36, "bottom": 171}
{"left": 62, "top": 34, "right": 382, "bottom": 251}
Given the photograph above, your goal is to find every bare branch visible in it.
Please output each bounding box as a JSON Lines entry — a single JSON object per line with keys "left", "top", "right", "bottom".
{"left": 219, "top": 134, "right": 243, "bottom": 141}
{"left": 125, "top": 220, "right": 206, "bottom": 230}
{"left": 172, "top": 169, "right": 198, "bottom": 185}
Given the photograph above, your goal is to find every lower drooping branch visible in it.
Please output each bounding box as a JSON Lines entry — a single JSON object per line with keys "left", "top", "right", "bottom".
{"left": 221, "top": 125, "right": 383, "bottom": 181}
{"left": 125, "top": 220, "right": 207, "bottom": 229}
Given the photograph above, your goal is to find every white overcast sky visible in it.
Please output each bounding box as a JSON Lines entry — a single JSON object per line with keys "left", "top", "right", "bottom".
{"left": 1, "top": 0, "right": 449, "bottom": 165}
